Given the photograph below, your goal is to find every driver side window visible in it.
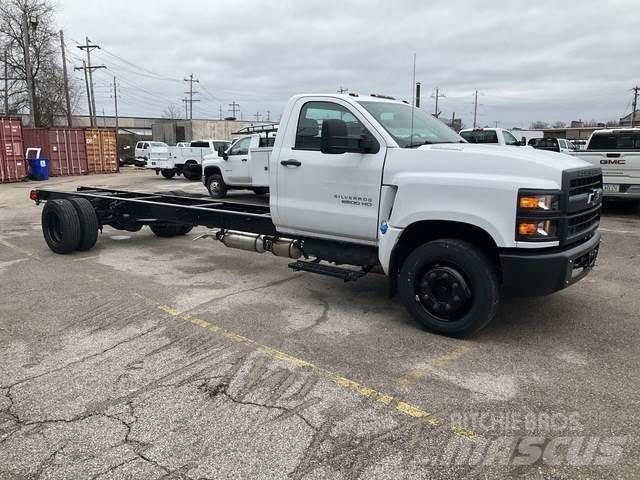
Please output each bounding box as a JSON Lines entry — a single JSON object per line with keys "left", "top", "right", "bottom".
{"left": 229, "top": 137, "right": 251, "bottom": 156}
{"left": 295, "top": 101, "right": 368, "bottom": 151}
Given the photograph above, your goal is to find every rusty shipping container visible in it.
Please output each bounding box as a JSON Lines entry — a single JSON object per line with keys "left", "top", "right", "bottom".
{"left": 84, "top": 128, "right": 119, "bottom": 174}
{"left": 23, "top": 128, "right": 89, "bottom": 177}
{"left": 0, "top": 117, "right": 27, "bottom": 183}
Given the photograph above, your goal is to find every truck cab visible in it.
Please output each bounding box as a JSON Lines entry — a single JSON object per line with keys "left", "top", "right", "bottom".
{"left": 459, "top": 127, "right": 523, "bottom": 146}
{"left": 162, "top": 139, "right": 231, "bottom": 180}
{"left": 202, "top": 125, "right": 278, "bottom": 198}
{"left": 573, "top": 128, "right": 640, "bottom": 202}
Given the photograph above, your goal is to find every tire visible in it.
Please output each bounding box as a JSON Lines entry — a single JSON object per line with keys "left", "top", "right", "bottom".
{"left": 183, "top": 164, "right": 202, "bottom": 181}
{"left": 150, "top": 225, "right": 184, "bottom": 237}
{"left": 68, "top": 197, "right": 99, "bottom": 251}
{"left": 177, "top": 225, "right": 193, "bottom": 235}
{"left": 398, "top": 239, "right": 499, "bottom": 337}
{"left": 206, "top": 174, "right": 227, "bottom": 199}
{"left": 252, "top": 187, "right": 269, "bottom": 196}
{"left": 41, "top": 199, "right": 82, "bottom": 254}
{"left": 161, "top": 169, "right": 175, "bottom": 179}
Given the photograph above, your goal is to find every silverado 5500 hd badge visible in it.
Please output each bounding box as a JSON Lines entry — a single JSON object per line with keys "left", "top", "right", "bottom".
{"left": 334, "top": 194, "right": 374, "bottom": 207}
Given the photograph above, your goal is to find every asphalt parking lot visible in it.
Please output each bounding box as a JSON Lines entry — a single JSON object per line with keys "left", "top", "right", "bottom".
{"left": 1, "top": 168, "right": 639, "bottom": 479}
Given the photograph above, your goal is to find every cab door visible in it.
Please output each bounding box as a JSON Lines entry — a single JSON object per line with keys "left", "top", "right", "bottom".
{"left": 274, "top": 98, "right": 386, "bottom": 243}
{"left": 224, "top": 136, "right": 252, "bottom": 184}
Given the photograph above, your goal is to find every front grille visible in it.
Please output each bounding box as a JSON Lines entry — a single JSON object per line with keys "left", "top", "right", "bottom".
{"left": 567, "top": 208, "right": 600, "bottom": 237}
{"left": 569, "top": 171, "right": 603, "bottom": 196}
{"left": 562, "top": 168, "right": 603, "bottom": 245}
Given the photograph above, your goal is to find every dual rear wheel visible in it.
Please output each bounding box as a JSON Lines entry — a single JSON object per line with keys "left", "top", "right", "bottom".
{"left": 42, "top": 198, "right": 193, "bottom": 254}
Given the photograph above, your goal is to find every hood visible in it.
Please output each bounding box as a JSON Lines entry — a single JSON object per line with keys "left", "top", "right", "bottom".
{"left": 383, "top": 143, "right": 595, "bottom": 190}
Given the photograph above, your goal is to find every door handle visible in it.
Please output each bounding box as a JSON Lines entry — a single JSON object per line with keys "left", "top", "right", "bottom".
{"left": 280, "top": 159, "right": 302, "bottom": 167}
{"left": 606, "top": 153, "right": 621, "bottom": 158}
{"left": 241, "top": 158, "right": 248, "bottom": 162}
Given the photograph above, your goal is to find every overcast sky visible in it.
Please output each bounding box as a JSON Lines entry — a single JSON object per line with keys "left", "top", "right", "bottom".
{"left": 56, "top": 0, "right": 639, "bottom": 128}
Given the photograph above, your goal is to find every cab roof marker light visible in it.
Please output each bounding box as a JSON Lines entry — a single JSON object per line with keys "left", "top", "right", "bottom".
{"left": 370, "top": 93, "right": 396, "bottom": 100}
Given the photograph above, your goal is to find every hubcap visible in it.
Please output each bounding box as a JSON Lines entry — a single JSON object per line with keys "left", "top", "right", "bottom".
{"left": 416, "top": 265, "right": 472, "bottom": 321}
{"left": 210, "top": 181, "right": 220, "bottom": 194}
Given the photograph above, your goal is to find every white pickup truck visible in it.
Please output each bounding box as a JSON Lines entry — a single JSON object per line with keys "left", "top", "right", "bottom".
{"left": 150, "top": 139, "right": 231, "bottom": 180}
{"left": 32, "top": 93, "right": 603, "bottom": 336}
{"left": 202, "top": 124, "right": 278, "bottom": 198}
{"left": 459, "top": 127, "right": 524, "bottom": 146}
{"left": 572, "top": 128, "right": 640, "bottom": 203}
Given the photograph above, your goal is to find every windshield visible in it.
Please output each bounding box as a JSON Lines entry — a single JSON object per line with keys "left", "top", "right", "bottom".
{"left": 358, "top": 101, "right": 463, "bottom": 148}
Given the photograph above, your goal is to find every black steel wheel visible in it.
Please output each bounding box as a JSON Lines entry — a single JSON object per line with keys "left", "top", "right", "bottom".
{"left": 399, "top": 239, "right": 499, "bottom": 336}
{"left": 41, "top": 199, "right": 82, "bottom": 254}
{"left": 68, "top": 197, "right": 99, "bottom": 251}
{"left": 206, "top": 174, "right": 227, "bottom": 199}
{"left": 161, "top": 169, "right": 175, "bottom": 179}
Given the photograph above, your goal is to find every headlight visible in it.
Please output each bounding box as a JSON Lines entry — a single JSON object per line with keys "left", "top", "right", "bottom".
{"left": 518, "top": 194, "right": 559, "bottom": 211}
{"left": 517, "top": 220, "right": 557, "bottom": 238}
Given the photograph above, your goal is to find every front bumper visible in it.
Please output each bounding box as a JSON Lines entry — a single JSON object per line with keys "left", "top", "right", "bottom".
{"left": 499, "top": 232, "right": 601, "bottom": 296}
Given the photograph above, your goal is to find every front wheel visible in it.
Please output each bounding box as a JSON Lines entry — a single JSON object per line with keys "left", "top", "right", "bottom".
{"left": 206, "top": 174, "right": 227, "bottom": 199}
{"left": 398, "top": 239, "right": 499, "bottom": 337}
{"left": 161, "top": 169, "right": 175, "bottom": 179}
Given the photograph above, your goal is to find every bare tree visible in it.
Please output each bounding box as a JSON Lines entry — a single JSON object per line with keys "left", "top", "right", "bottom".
{"left": 0, "top": 0, "right": 78, "bottom": 126}
{"left": 605, "top": 119, "right": 619, "bottom": 127}
{"left": 162, "top": 104, "right": 181, "bottom": 120}
{"left": 552, "top": 121, "right": 566, "bottom": 128}
{"left": 530, "top": 121, "right": 548, "bottom": 129}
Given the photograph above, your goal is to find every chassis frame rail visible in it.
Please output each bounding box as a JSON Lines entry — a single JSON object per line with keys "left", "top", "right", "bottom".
{"left": 34, "top": 186, "right": 277, "bottom": 235}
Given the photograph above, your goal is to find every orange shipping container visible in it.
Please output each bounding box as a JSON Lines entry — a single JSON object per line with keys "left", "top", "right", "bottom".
{"left": 0, "top": 117, "right": 27, "bottom": 183}
{"left": 84, "top": 128, "right": 119, "bottom": 174}
{"left": 23, "top": 128, "right": 89, "bottom": 177}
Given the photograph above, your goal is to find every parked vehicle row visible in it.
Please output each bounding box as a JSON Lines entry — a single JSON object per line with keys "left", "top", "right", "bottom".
{"left": 142, "top": 139, "right": 231, "bottom": 180}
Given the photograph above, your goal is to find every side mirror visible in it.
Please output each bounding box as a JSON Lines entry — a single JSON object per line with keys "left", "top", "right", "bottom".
{"left": 320, "top": 119, "right": 378, "bottom": 154}
{"left": 218, "top": 146, "right": 228, "bottom": 160}
{"left": 521, "top": 137, "right": 526, "bottom": 146}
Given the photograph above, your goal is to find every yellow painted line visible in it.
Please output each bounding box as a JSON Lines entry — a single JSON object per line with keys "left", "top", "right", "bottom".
{"left": 135, "top": 293, "right": 483, "bottom": 442}
{"left": 396, "top": 344, "right": 473, "bottom": 388}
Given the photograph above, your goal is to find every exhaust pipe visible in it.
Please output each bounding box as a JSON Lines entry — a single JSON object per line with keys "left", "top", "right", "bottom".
{"left": 216, "top": 230, "right": 301, "bottom": 259}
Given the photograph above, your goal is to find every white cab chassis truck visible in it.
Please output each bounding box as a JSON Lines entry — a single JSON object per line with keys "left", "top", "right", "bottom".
{"left": 572, "top": 128, "right": 640, "bottom": 203}
{"left": 202, "top": 124, "right": 278, "bottom": 198}
{"left": 31, "top": 94, "right": 602, "bottom": 336}
{"left": 153, "top": 140, "right": 231, "bottom": 181}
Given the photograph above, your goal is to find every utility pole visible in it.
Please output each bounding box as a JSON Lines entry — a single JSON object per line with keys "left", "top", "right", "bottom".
{"left": 254, "top": 112, "right": 262, "bottom": 122}
{"left": 77, "top": 38, "right": 103, "bottom": 127}
{"left": 473, "top": 89, "right": 479, "bottom": 128}
{"left": 432, "top": 88, "right": 445, "bottom": 118}
{"left": 182, "top": 98, "right": 188, "bottom": 119}
{"left": 337, "top": 87, "right": 348, "bottom": 94}
{"left": 228, "top": 101, "right": 239, "bottom": 119}
{"left": 415, "top": 82, "right": 421, "bottom": 108}
{"left": 78, "top": 61, "right": 92, "bottom": 125}
{"left": 219, "top": 105, "right": 223, "bottom": 120}
{"left": 451, "top": 111, "right": 456, "bottom": 131}
{"left": 184, "top": 73, "right": 199, "bottom": 120}
{"left": 60, "top": 30, "right": 72, "bottom": 127}
{"left": 266, "top": 110, "right": 271, "bottom": 122}
{"left": 632, "top": 86, "right": 639, "bottom": 127}
{"left": 23, "top": 13, "right": 36, "bottom": 126}
{"left": 3, "top": 50, "right": 8, "bottom": 115}
{"left": 112, "top": 76, "right": 119, "bottom": 131}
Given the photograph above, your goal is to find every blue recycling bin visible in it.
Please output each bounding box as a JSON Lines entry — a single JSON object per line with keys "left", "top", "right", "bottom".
{"left": 29, "top": 157, "right": 49, "bottom": 181}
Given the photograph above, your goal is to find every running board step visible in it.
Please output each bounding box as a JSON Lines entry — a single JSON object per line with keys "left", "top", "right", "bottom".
{"left": 288, "top": 261, "right": 367, "bottom": 282}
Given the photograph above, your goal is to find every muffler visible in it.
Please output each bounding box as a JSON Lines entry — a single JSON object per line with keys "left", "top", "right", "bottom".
{"left": 215, "top": 230, "right": 301, "bottom": 259}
